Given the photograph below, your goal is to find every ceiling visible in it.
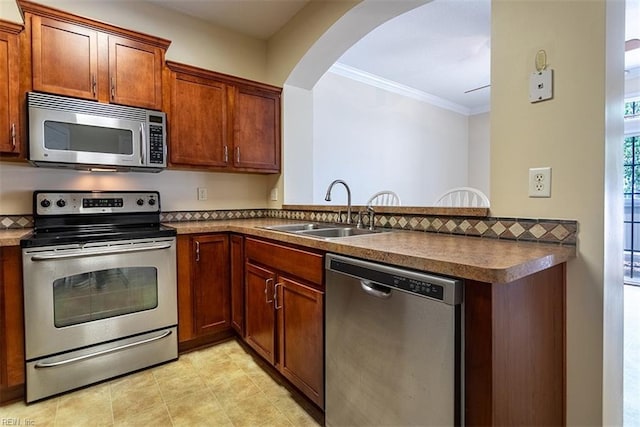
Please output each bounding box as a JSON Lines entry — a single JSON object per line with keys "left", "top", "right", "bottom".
{"left": 150, "top": 0, "right": 640, "bottom": 112}
{"left": 150, "top": 0, "right": 310, "bottom": 40}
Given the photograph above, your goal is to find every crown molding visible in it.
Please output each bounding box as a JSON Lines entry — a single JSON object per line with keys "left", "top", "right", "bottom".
{"left": 329, "top": 62, "right": 490, "bottom": 116}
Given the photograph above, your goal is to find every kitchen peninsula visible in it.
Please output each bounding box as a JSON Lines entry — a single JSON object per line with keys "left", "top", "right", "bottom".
{"left": 1, "top": 214, "right": 574, "bottom": 425}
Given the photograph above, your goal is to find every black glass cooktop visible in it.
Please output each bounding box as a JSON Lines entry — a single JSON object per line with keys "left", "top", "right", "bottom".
{"left": 21, "top": 224, "right": 176, "bottom": 248}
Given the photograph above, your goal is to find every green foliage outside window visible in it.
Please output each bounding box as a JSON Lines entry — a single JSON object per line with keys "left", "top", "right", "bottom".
{"left": 625, "top": 101, "right": 640, "bottom": 195}
{"left": 627, "top": 100, "right": 640, "bottom": 118}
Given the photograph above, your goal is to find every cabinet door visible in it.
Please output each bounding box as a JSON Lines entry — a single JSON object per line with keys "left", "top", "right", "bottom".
{"left": 0, "top": 24, "right": 20, "bottom": 154}
{"left": 277, "top": 276, "right": 324, "bottom": 408}
{"left": 245, "top": 262, "right": 276, "bottom": 364}
{"left": 109, "top": 35, "right": 163, "bottom": 110}
{"left": 230, "top": 234, "right": 244, "bottom": 336}
{"left": 169, "top": 72, "right": 228, "bottom": 167}
{"left": 193, "top": 235, "right": 231, "bottom": 336}
{"left": 230, "top": 85, "right": 280, "bottom": 172}
{"left": 0, "top": 247, "right": 25, "bottom": 401}
{"left": 31, "top": 16, "right": 98, "bottom": 100}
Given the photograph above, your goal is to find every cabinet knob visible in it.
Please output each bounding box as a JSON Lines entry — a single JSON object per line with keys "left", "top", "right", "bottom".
{"left": 92, "top": 74, "right": 97, "bottom": 96}
{"left": 236, "top": 146, "right": 240, "bottom": 164}
{"left": 111, "top": 77, "right": 115, "bottom": 99}
{"left": 224, "top": 145, "right": 229, "bottom": 163}
{"left": 195, "top": 240, "right": 200, "bottom": 262}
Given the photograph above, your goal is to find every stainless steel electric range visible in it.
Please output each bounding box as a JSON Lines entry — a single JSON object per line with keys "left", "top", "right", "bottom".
{"left": 20, "top": 190, "right": 178, "bottom": 403}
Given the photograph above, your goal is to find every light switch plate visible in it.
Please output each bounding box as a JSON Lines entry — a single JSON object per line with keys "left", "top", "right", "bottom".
{"left": 529, "top": 69, "right": 553, "bottom": 103}
{"left": 197, "top": 187, "right": 208, "bottom": 201}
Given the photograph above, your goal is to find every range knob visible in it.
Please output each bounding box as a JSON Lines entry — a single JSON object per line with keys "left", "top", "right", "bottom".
{"left": 148, "top": 198, "right": 156, "bottom": 206}
{"left": 40, "top": 199, "right": 51, "bottom": 208}
{"left": 56, "top": 199, "right": 66, "bottom": 208}
{"left": 136, "top": 198, "right": 145, "bottom": 206}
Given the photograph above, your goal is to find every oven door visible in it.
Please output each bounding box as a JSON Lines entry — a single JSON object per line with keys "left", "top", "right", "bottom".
{"left": 22, "top": 237, "right": 177, "bottom": 360}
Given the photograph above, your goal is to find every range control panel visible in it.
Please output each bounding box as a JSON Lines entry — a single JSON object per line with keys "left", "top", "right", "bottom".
{"left": 34, "top": 191, "right": 160, "bottom": 216}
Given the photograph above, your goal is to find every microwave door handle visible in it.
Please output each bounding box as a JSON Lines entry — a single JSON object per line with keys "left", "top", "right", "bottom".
{"left": 140, "top": 123, "right": 146, "bottom": 165}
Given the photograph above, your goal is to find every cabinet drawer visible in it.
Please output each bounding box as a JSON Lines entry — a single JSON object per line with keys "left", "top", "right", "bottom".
{"left": 245, "top": 238, "right": 323, "bottom": 286}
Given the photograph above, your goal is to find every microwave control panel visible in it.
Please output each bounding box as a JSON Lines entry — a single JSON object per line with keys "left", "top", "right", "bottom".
{"left": 148, "top": 113, "right": 166, "bottom": 165}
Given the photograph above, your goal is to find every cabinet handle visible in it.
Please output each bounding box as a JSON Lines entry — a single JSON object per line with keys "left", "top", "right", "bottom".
{"left": 195, "top": 241, "right": 200, "bottom": 262}
{"left": 91, "top": 74, "right": 97, "bottom": 96}
{"left": 274, "top": 283, "right": 282, "bottom": 310}
{"left": 224, "top": 145, "right": 229, "bottom": 163}
{"left": 111, "top": 77, "right": 115, "bottom": 99}
{"left": 236, "top": 146, "right": 240, "bottom": 164}
{"left": 265, "top": 278, "right": 274, "bottom": 304}
{"left": 10, "top": 123, "right": 16, "bottom": 150}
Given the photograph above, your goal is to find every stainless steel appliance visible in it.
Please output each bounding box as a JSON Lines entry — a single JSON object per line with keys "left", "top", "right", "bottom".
{"left": 21, "top": 191, "right": 177, "bottom": 403}
{"left": 325, "top": 254, "right": 463, "bottom": 426}
{"left": 27, "top": 92, "right": 167, "bottom": 172}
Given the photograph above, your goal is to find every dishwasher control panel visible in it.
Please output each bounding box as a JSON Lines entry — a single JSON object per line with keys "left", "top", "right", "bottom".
{"left": 327, "top": 255, "right": 462, "bottom": 305}
{"left": 399, "top": 277, "right": 444, "bottom": 300}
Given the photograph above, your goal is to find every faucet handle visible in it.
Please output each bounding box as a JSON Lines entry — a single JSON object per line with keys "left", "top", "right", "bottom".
{"left": 367, "top": 207, "right": 376, "bottom": 231}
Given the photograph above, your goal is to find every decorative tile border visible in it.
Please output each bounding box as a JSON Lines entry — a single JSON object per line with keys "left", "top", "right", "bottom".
{"left": 0, "top": 209, "right": 577, "bottom": 246}
{"left": 0, "top": 215, "right": 33, "bottom": 229}
{"left": 265, "top": 209, "right": 577, "bottom": 246}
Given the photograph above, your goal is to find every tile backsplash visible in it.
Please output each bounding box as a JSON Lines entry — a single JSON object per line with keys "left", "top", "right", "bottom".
{"left": 1, "top": 208, "right": 577, "bottom": 246}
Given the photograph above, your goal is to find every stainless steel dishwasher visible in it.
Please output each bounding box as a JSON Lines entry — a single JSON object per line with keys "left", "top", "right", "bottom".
{"left": 325, "top": 254, "right": 463, "bottom": 426}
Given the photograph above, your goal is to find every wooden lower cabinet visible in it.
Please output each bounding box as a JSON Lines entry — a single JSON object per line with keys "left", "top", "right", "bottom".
{"left": 277, "top": 275, "right": 324, "bottom": 407}
{"left": 244, "top": 238, "right": 325, "bottom": 408}
{"left": 464, "top": 263, "right": 566, "bottom": 426}
{"left": 0, "top": 246, "right": 25, "bottom": 404}
{"left": 245, "top": 262, "right": 276, "bottom": 364}
{"left": 230, "top": 234, "right": 245, "bottom": 336}
{"left": 177, "top": 234, "right": 232, "bottom": 351}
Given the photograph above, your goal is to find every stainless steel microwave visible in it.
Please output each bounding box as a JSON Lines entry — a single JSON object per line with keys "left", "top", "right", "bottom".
{"left": 27, "top": 92, "right": 167, "bottom": 172}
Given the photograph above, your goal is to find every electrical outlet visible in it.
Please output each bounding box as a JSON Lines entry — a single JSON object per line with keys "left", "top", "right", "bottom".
{"left": 270, "top": 188, "right": 278, "bottom": 201}
{"left": 528, "top": 167, "right": 551, "bottom": 197}
{"left": 197, "top": 187, "right": 208, "bottom": 201}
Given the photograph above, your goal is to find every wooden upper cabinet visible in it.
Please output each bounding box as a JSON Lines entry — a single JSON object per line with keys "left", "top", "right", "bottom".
{"left": 109, "top": 36, "right": 163, "bottom": 110}
{"left": 18, "top": 0, "right": 170, "bottom": 110}
{"left": 165, "top": 61, "right": 281, "bottom": 173}
{"left": 231, "top": 85, "right": 280, "bottom": 173}
{"left": 31, "top": 16, "right": 98, "bottom": 100}
{"left": 0, "top": 20, "right": 22, "bottom": 155}
{"left": 168, "top": 67, "right": 229, "bottom": 167}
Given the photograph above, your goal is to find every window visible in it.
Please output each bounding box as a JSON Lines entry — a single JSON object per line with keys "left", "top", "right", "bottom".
{"left": 624, "top": 99, "right": 640, "bottom": 282}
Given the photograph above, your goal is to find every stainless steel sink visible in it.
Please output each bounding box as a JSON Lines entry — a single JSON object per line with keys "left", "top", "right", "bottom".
{"left": 298, "top": 227, "right": 382, "bottom": 238}
{"left": 262, "top": 223, "right": 325, "bottom": 232}
{"left": 261, "top": 223, "right": 390, "bottom": 239}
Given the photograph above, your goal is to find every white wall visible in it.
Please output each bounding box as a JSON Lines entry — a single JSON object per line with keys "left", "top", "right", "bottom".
{"left": 490, "top": 1, "right": 624, "bottom": 424}
{"left": 311, "top": 71, "right": 470, "bottom": 206}
{"left": 0, "top": 163, "right": 269, "bottom": 214}
{"left": 282, "top": 85, "right": 314, "bottom": 205}
{"left": 468, "top": 112, "right": 490, "bottom": 198}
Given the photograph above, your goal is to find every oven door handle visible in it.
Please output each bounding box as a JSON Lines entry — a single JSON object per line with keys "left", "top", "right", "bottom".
{"left": 30, "top": 243, "right": 172, "bottom": 261}
{"left": 33, "top": 330, "right": 173, "bottom": 369}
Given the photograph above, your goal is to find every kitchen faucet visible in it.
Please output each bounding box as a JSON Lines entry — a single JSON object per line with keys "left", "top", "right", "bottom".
{"left": 325, "top": 180, "right": 352, "bottom": 224}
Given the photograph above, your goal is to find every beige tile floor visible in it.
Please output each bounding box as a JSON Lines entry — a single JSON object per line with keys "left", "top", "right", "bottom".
{"left": 0, "top": 339, "right": 322, "bottom": 427}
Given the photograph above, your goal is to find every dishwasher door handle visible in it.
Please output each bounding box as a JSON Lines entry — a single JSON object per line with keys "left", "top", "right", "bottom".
{"left": 360, "top": 280, "right": 392, "bottom": 299}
